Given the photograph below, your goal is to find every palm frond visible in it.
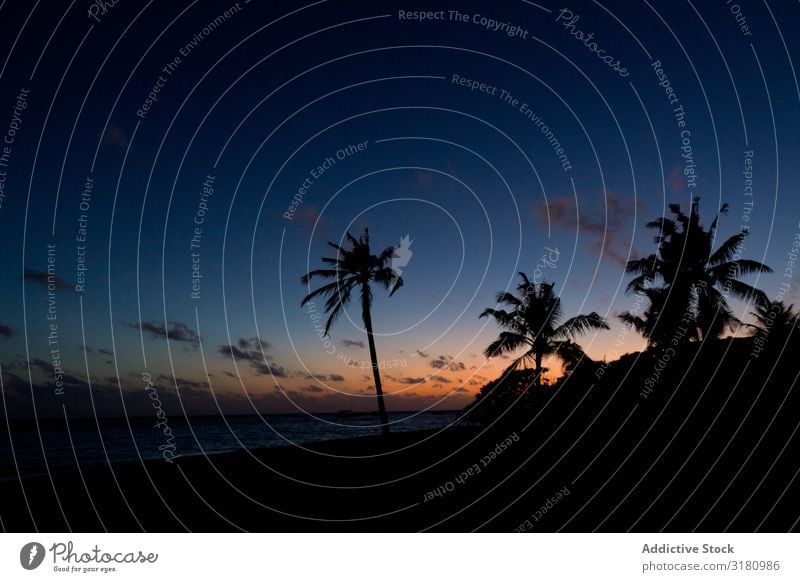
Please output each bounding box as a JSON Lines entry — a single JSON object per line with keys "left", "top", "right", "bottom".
{"left": 326, "top": 241, "right": 348, "bottom": 255}
{"left": 626, "top": 255, "right": 659, "bottom": 275}
{"left": 710, "top": 259, "right": 772, "bottom": 278}
{"left": 483, "top": 331, "right": 530, "bottom": 358}
{"left": 708, "top": 232, "right": 746, "bottom": 265}
{"left": 718, "top": 278, "right": 768, "bottom": 306}
{"left": 301, "top": 277, "right": 356, "bottom": 306}
{"left": 388, "top": 276, "right": 403, "bottom": 296}
{"left": 301, "top": 268, "right": 342, "bottom": 284}
{"left": 553, "top": 312, "right": 610, "bottom": 339}
{"left": 479, "top": 308, "right": 520, "bottom": 331}
{"left": 502, "top": 350, "right": 535, "bottom": 375}
{"left": 495, "top": 291, "right": 522, "bottom": 307}
{"left": 553, "top": 340, "right": 588, "bottom": 370}
{"left": 619, "top": 311, "right": 648, "bottom": 334}
{"left": 322, "top": 283, "right": 355, "bottom": 336}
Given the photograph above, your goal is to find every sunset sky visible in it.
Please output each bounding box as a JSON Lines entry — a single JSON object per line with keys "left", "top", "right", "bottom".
{"left": 1, "top": 0, "right": 799, "bottom": 417}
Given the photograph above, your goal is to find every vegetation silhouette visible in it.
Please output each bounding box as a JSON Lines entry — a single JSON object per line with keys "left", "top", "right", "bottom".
{"left": 301, "top": 228, "right": 402, "bottom": 436}
{"left": 746, "top": 299, "right": 798, "bottom": 360}
{"left": 450, "top": 198, "right": 800, "bottom": 531}
{"left": 619, "top": 197, "right": 772, "bottom": 346}
{"left": 480, "top": 275, "right": 609, "bottom": 385}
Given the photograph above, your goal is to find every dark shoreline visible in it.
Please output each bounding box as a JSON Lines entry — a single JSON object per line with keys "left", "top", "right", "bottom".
{"left": 1, "top": 427, "right": 497, "bottom": 532}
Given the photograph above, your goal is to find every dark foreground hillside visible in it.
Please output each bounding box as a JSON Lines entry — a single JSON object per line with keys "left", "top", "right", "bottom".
{"left": 1, "top": 337, "right": 798, "bottom": 532}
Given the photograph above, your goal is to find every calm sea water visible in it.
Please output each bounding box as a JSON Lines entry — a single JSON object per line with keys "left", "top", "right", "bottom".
{"left": 0, "top": 411, "right": 459, "bottom": 479}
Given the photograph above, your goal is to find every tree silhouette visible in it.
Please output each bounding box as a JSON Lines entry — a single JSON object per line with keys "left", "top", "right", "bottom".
{"left": 480, "top": 275, "right": 609, "bottom": 385}
{"left": 620, "top": 198, "right": 772, "bottom": 346}
{"left": 747, "top": 300, "right": 798, "bottom": 357}
{"left": 301, "top": 228, "right": 402, "bottom": 436}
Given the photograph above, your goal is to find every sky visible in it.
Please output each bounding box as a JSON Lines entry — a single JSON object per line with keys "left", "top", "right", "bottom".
{"left": 0, "top": 0, "right": 799, "bottom": 418}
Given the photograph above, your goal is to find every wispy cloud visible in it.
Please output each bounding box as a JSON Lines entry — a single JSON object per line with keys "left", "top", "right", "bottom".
{"left": 24, "top": 268, "right": 71, "bottom": 291}
{"left": 397, "top": 376, "right": 425, "bottom": 384}
{"left": 219, "top": 337, "right": 287, "bottom": 378}
{"left": 156, "top": 374, "right": 207, "bottom": 390}
{"left": 341, "top": 339, "right": 365, "bottom": 348}
{"left": 105, "top": 124, "right": 128, "bottom": 150}
{"left": 430, "top": 355, "right": 466, "bottom": 372}
{"left": 536, "top": 192, "right": 636, "bottom": 267}
{"left": 129, "top": 320, "right": 200, "bottom": 347}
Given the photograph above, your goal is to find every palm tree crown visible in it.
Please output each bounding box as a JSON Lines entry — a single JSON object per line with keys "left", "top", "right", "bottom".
{"left": 621, "top": 198, "right": 772, "bottom": 345}
{"left": 300, "top": 228, "right": 402, "bottom": 436}
{"left": 480, "top": 274, "right": 609, "bottom": 384}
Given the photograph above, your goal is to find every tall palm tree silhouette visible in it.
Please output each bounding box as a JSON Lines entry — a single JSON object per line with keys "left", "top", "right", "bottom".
{"left": 481, "top": 274, "right": 609, "bottom": 385}
{"left": 621, "top": 198, "right": 772, "bottom": 346}
{"left": 301, "top": 228, "right": 402, "bottom": 436}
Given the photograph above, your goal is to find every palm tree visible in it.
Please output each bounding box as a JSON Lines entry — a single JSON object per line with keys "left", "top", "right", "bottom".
{"left": 747, "top": 300, "right": 798, "bottom": 354}
{"left": 301, "top": 228, "right": 402, "bottom": 436}
{"left": 620, "top": 198, "right": 772, "bottom": 346}
{"left": 480, "top": 275, "right": 609, "bottom": 385}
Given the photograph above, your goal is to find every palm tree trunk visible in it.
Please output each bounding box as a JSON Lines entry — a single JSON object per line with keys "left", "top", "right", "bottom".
{"left": 535, "top": 351, "right": 543, "bottom": 387}
{"left": 362, "top": 305, "right": 390, "bottom": 437}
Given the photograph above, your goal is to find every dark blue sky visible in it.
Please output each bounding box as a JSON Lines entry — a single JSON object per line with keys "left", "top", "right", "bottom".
{"left": 1, "top": 0, "right": 799, "bottom": 417}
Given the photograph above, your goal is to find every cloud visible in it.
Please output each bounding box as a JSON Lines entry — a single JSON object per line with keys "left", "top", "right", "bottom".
{"left": 105, "top": 124, "right": 128, "bottom": 150}
{"left": 219, "top": 337, "right": 287, "bottom": 378}
{"left": 341, "top": 339, "right": 365, "bottom": 348}
{"left": 24, "top": 268, "right": 71, "bottom": 291}
{"left": 398, "top": 376, "right": 426, "bottom": 384}
{"left": 429, "top": 355, "right": 449, "bottom": 369}
{"left": 431, "top": 375, "right": 451, "bottom": 383}
{"left": 304, "top": 372, "right": 346, "bottom": 382}
{"left": 239, "top": 336, "right": 271, "bottom": 351}
{"left": 454, "top": 387, "right": 468, "bottom": 393}
{"left": 535, "top": 192, "right": 634, "bottom": 267}
{"left": 157, "top": 374, "right": 206, "bottom": 390}
{"left": 299, "top": 205, "right": 323, "bottom": 231}
{"left": 305, "top": 385, "right": 324, "bottom": 393}
{"left": 668, "top": 167, "right": 685, "bottom": 195}
{"left": 0, "top": 323, "right": 13, "bottom": 338}
{"left": 430, "top": 355, "right": 465, "bottom": 372}
{"left": 467, "top": 375, "right": 489, "bottom": 386}
{"left": 79, "top": 344, "right": 94, "bottom": 353}
{"left": 98, "top": 348, "right": 114, "bottom": 356}
{"left": 130, "top": 320, "right": 200, "bottom": 347}
{"left": 251, "top": 361, "right": 288, "bottom": 378}
{"left": 415, "top": 349, "right": 429, "bottom": 358}
{"left": 29, "top": 358, "right": 84, "bottom": 387}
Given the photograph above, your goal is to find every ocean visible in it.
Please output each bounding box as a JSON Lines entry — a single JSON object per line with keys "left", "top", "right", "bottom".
{"left": 0, "top": 411, "right": 459, "bottom": 480}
